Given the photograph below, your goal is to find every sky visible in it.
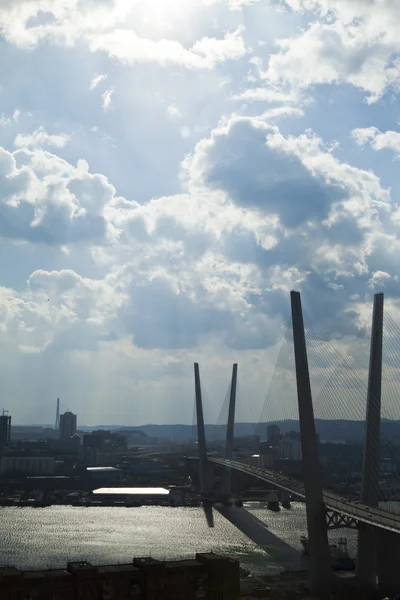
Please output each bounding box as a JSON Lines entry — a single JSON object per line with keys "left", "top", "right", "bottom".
{"left": 1, "top": 0, "right": 400, "bottom": 426}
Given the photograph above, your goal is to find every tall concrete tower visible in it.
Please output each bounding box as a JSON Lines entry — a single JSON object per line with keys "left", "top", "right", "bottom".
{"left": 194, "top": 363, "right": 208, "bottom": 494}
{"left": 290, "top": 291, "right": 332, "bottom": 594}
{"left": 222, "top": 364, "right": 238, "bottom": 496}
{"left": 55, "top": 398, "right": 60, "bottom": 431}
{"left": 357, "top": 292, "right": 384, "bottom": 591}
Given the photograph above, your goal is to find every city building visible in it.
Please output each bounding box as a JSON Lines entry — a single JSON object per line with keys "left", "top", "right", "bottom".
{"left": 267, "top": 424, "right": 280, "bottom": 445}
{"left": 258, "top": 442, "right": 276, "bottom": 469}
{"left": 0, "top": 411, "right": 11, "bottom": 450}
{"left": 0, "top": 456, "right": 55, "bottom": 475}
{"left": 11, "top": 426, "right": 46, "bottom": 441}
{"left": 0, "top": 553, "right": 240, "bottom": 600}
{"left": 87, "top": 467, "right": 124, "bottom": 483}
{"left": 83, "top": 432, "right": 104, "bottom": 449}
{"left": 79, "top": 445, "right": 99, "bottom": 467}
{"left": 59, "top": 412, "right": 77, "bottom": 441}
{"left": 279, "top": 433, "right": 302, "bottom": 461}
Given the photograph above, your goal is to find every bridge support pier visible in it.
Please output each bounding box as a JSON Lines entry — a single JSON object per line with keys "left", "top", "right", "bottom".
{"left": 376, "top": 529, "right": 400, "bottom": 596}
{"left": 222, "top": 364, "right": 238, "bottom": 497}
{"left": 357, "top": 292, "right": 384, "bottom": 592}
{"left": 290, "top": 291, "right": 332, "bottom": 595}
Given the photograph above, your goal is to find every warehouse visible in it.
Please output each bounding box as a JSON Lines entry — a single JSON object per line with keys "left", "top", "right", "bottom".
{"left": 92, "top": 487, "right": 170, "bottom": 505}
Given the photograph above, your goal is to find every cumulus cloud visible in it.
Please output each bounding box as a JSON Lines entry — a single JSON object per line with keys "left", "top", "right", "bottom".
{"left": 185, "top": 116, "right": 389, "bottom": 231}
{"left": 352, "top": 127, "right": 400, "bottom": 155}
{"left": 0, "top": 146, "right": 115, "bottom": 245}
{"left": 2, "top": 0, "right": 400, "bottom": 423}
{"left": 0, "top": 1, "right": 247, "bottom": 70}
{"left": 89, "top": 27, "right": 246, "bottom": 69}
{"left": 260, "top": 0, "right": 400, "bottom": 102}
{"left": 14, "top": 127, "right": 71, "bottom": 149}
{"left": 0, "top": 114, "right": 399, "bottom": 422}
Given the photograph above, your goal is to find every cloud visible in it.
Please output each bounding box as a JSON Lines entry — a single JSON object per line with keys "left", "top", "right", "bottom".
{"left": 185, "top": 116, "right": 389, "bottom": 230}
{"left": 89, "top": 27, "right": 246, "bottom": 69}
{"left": 14, "top": 127, "right": 71, "bottom": 149}
{"left": 101, "top": 88, "right": 114, "bottom": 111}
{"left": 260, "top": 106, "right": 304, "bottom": 120}
{"left": 89, "top": 73, "right": 108, "bottom": 90}
{"left": 0, "top": 109, "right": 21, "bottom": 127}
{"left": 233, "top": 87, "right": 300, "bottom": 104}
{"left": 167, "top": 104, "right": 181, "bottom": 118}
{"left": 2, "top": 0, "right": 400, "bottom": 423}
{"left": 0, "top": 145, "right": 116, "bottom": 245}
{"left": 0, "top": 1, "right": 247, "bottom": 71}
{"left": 352, "top": 127, "right": 400, "bottom": 155}
{"left": 260, "top": 0, "right": 400, "bottom": 102}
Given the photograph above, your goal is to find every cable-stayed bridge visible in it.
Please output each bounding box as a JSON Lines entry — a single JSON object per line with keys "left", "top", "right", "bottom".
{"left": 190, "top": 291, "right": 400, "bottom": 597}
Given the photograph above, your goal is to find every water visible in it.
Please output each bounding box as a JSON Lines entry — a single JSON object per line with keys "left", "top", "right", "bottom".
{"left": 0, "top": 503, "right": 357, "bottom": 575}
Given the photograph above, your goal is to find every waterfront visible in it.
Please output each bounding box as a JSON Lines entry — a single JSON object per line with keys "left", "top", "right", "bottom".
{"left": 0, "top": 503, "right": 358, "bottom": 575}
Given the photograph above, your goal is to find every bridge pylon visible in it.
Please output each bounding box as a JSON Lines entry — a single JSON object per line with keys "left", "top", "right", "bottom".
{"left": 194, "top": 363, "right": 209, "bottom": 495}
{"left": 222, "top": 363, "right": 238, "bottom": 496}
{"left": 290, "top": 291, "right": 332, "bottom": 595}
{"left": 357, "top": 292, "right": 383, "bottom": 592}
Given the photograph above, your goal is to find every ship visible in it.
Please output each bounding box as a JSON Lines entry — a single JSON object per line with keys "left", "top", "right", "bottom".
{"left": 266, "top": 492, "right": 280, "bottom": 512}
{"left": 300, "top": 536, "right": 355, "bottom": 571}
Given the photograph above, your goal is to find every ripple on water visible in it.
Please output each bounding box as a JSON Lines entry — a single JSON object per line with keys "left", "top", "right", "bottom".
{"left": 0, "top": 503, "right": 359, "bottom": 575}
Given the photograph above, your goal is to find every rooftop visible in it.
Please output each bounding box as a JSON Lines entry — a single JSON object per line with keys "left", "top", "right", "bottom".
{"left": 98, "top": 564, "right": 139, "bottom": 574}
{"left": 93, "top": 487, "right": 169, "bottom": 496}
{"left": 0, "top": 566, "right": 21, "bottom": 577}
{"left": 67, "top": 561, "right": 97, "bottom": 572}
{"left": 87, "top": 467, "right": 122, "bottom": 472}
{"left": 196, "top": 552, "right": 235, "bottom": 563}
{"left": 134, "top": 557, "right": 163, "bottom": 566}
{"left": 166, "top": 560, "right": 202, "bottom": 569}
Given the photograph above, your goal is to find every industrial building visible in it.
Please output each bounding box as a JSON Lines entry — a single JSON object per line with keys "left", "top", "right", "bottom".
{"left": 87, "top": 467, "right": 124, "bottom": 483}
{"left": 0, "top": 456, "right": 55, "bottom": 475}
{"left": 0, "top": 553, "right": 239, "bottom": 600}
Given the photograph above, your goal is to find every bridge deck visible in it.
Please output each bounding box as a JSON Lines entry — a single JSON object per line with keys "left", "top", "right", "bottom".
{"left": 207, "top": 457, "right": 400, "bottom": 534}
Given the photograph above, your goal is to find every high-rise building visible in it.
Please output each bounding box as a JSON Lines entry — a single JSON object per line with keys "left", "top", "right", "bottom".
{"left": 0, "top": 411, "right": 11, "bottom": 449}
{"left": 59, "top": 412, "right": 77, "bottom": 440}
{"left": 267, "top": 424, "right": 281, "bottom": 445}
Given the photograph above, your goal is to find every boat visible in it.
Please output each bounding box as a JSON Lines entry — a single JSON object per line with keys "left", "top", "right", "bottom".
{"left": 300, "top": 536, "right": 355, "bottom": 571}
{"left": 330, "top": 538, "right": 355, "bottom": 571}
{"left": 267, "top": 492, "right": 280, "bottom": 512}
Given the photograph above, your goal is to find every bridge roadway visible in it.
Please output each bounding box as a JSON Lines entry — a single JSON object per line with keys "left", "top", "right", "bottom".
{"left": 208, "top": 457, "right": 400, "bottom": 534}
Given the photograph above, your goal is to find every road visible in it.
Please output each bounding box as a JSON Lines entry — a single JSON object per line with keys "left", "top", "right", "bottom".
{"left": 208, "top": 457, "right": 400, "bottom": 534}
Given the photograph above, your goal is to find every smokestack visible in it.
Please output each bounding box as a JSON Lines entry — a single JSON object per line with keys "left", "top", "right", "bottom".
{"left": 55, "top": 398, "right": 60, "bottom": 430}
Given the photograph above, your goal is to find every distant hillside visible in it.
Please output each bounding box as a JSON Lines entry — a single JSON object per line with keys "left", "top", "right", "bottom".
{"left": 76, "top": 419, "right": 400, "bottom": 442}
